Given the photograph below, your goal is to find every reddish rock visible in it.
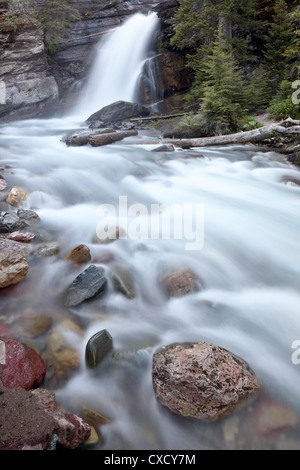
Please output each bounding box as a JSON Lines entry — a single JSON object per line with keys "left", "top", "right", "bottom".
{"left": 0, "top": 385, "right": 91, "bottom": 450}
{"left": 254, "top": 401, "right": 298, "bottom": 436}
{"left": 0, "top": 178, "right": 7, "bottom": 191}
{"left": 31, "top": 389, "right": 91, "bottom": 449}
{"left": 0, "top": 336, "right": 46, "bottom": 390}
{"left": 0, "top": 321, "right": 10, "bottom": 337}
{"left": 0, "top": 385, "right": 57, "bottom": 450}
{"left": 93, "top": 251, "right": 114, "bottom": 264}
{"left": 152, "top": 342, "right": 260, "bottom": 422}
{"left": 160, "top": 267, "right": 200, "bottom": 298}
{"left": 7, "top": 231, "right": 36, "bottom": 243}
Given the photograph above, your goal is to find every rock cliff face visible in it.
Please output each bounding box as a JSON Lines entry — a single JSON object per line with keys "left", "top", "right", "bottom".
{"left": 0, "top": 10, "right": 59, "bottom": 122}
{"left": 0, "top": 0, "right": 191, "bottom": 122}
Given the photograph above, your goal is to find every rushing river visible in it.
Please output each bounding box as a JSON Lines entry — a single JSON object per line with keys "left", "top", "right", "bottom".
{"left": 1, "top": 115, "right": 300, "bottom": 450}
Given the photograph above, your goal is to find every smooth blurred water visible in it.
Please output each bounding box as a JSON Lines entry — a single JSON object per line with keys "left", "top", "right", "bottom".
{"left": 1, "top": 115, "right": 300, "bottom": 449}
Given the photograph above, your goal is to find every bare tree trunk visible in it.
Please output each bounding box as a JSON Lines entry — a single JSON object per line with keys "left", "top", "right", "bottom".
{"left": 219, "top": 16, "right": 232, "bottom": 43}
{"left": 167, "top": 120, "right": 300, "bottom": 149}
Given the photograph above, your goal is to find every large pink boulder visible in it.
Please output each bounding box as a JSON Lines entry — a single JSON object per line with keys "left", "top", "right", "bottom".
{"left": 152, "top": 342, "right": 260, "bottom": 422}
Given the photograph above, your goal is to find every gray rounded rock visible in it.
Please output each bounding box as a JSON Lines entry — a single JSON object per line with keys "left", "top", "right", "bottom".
{"left": 64, "top": 265, "right": 107, "bottom": 308}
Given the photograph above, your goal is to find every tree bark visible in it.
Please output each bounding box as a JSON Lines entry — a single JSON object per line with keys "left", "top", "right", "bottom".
{"left": 88, "top": 130, "right": 138, "bottom": 147}
{"left": 168, "top": 121, "right": 300, "bottom": 149}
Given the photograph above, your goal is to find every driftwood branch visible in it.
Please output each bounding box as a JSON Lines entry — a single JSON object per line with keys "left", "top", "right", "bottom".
{"left": 168, "top": 119, "right": 300, "bottom": 149}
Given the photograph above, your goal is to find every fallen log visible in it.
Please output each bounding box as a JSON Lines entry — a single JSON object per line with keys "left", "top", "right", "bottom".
{"left": 169, "top": 121, "right": 300, "bottom": 149}
{"left": 63, "top": 128, "right": 116, "bottom": 147}
{"left": 88, "top": 130, "right": 138, "bottom": 147}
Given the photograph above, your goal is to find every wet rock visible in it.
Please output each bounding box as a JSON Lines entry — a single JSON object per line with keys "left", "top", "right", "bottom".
{"left": 0, "top": 237, "right": 31, "bottom": 258}
{"left": 0, "top": 321, "right": 11, "bottom": 337}
{"left": 6, "top": 231, "right": 36, "bottom": 243}
{"left": 81, "top": 405, "right": 111, "bottom": 428}
{"left": 32, "top": 388, "right": 90, "bottom": 449}
{"left": 86, "top": 100, "right": 150, "bottom": 124}
{"left": 15, "top": 313, "right": 53, "bottom": 338}
{"left": 151, "top": 144, "right": 175, "bottom": 152}
{"left": 0, "top": 384, "right": 91, "bottom": 450}
{"left": 0, "top": 336, "right": 46, "bottom": 390}
{"left": 46, "top": 320, "right": 83, "bottom": 377}
{"left": 64, "top": 265, "right": 108, "bottom": 308}
{"left": 93, "top": 251, "right": 115, "bottom": 264}
{"left": 93, "top": 225, "right": 126, "bottom": 244}
{"left": 0, "top": 384, "right": 58, "bottom": 450}
{"left": 110, "top": 263, "right": 136, "bottom": 299}
{"left": 0, "top": 249, "right": 29, "bottom": 288}
{"left": 255, "top": 401, "right": 298, "bottom": 436}
{"left": 7, "top": 186, "right": 29, "bottom": 208}
{"left": 65, "top": 244, "right": 91, "bottom": 263}
{"left": 85, "top": 329, "right": 113, "bottom": 369}
{"left": 159, "top": 267, "right": 200, "bottom": 298}
{"left": 0, "top": 178, "right": 7, "bottom": 191}
{"left": 152, "top": 342, "right": 260, "bottom": 422}
{"left": 0, "top": 212, "right": 27, "bottom": 233}
{"left": 17, "top": 208, "right": 40, "bottom": 225}
{"left": 281, "top": 175, "right": 300, "bottom": 187}
{"left": 84, "top": 425, "right": 100, "bottom": 447}
{"left": 34, "top": 241, "right": 60, "bottom": 258}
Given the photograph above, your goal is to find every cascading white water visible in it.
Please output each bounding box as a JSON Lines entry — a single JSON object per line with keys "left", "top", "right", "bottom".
{"left": 76, "top": 12, "right": 160, "bottom": 118}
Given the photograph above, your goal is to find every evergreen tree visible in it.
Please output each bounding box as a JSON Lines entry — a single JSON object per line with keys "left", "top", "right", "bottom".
{"left": 200, "top": 28, "right": 246, "bottom": 135}
{"left": 263, "top": 0, "right": 294, "bottom": 83}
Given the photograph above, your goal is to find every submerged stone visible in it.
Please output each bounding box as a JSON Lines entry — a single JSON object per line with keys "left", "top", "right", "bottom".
{"left": 64, "top": 265, "right": 107, "bottom": 308}
{"left": 110, "top": 263, "right": 136, "bottom": 299}
{"left": 34, "top": 241, "right": 60, "bottom": 258}
{"left": 159, "top": 267, "right": 200, "bottom": 298}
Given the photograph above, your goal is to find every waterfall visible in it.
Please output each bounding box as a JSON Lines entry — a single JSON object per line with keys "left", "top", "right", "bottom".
{"left": 76, "top": 12, "right": 160, "bottom": 118}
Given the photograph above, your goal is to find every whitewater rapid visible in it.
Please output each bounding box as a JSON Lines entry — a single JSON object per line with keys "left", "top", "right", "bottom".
{"left": 1, "top": 115, "right": 300, "bottom": 449}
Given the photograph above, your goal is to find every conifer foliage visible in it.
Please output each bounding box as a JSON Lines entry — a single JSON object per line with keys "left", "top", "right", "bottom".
{"left": 171, "top": 0, "right": 300, "bottom": 134}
